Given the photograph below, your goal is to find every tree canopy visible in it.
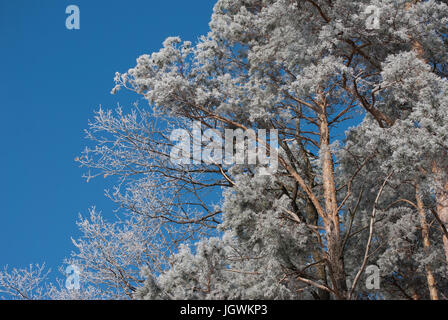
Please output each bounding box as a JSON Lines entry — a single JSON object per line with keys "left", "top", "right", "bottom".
{"left": 2, "top": 0, "right": 448, "bottom": 300}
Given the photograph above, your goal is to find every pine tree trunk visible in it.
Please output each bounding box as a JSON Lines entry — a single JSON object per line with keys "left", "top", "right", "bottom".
{"left": 301, "top": 142, "right": 331, "bottom": 300}
{"left": 416, "top": 186, "right": 439, "bottom": 300}
{"left": 432, "top": 168, "right": 448, "bottom": 264}
{"left": 406, "top": 0, "right": 448, "bottom": 266}
{"left": 318, "top": 97, "right": 347, "bottom": 299}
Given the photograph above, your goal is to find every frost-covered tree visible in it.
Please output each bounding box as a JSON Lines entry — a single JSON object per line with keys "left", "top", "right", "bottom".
{"left": 0, "top": 264, "right": 50, "bottom": 300}
{"left": 65, "top": 207, "right": 169, "bottom": 299}
{"left": 2, "top": 0, "right": 447, "bottom": 300}
{"left": 0, "top": 263, "right": 109, "bottom": 300}
{"left": 101, "top": 0, "right": 448, "bottom": 300}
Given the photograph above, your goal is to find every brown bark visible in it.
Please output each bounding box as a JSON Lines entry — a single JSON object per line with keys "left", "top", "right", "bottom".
{"left": 318, "top": 95, "right": 347, "bottom": 299}
{"left": 432, "top": 163, "right": 448, "bottom": 263}
{"left": 415, "top": 185, "right": 439, "bottom": 300}
{"left": 406, "top": 0, "right": 448, "bottom": 266}
{"left": 305, "top": 199, "right": 330, "bottom": 300}
{"left": 301, "top": 143, "right": 330, "bottom": 300}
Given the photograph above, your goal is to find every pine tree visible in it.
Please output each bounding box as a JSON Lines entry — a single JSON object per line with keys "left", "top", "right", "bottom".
{"left": 103, "top": 0, "right": 448, "bottom": 299}
{"left": 3, "top": 0, "right": 448, "bottom": 300}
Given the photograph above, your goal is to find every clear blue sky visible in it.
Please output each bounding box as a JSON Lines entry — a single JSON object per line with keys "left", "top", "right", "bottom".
{"left": 0, "top": 0, "right": 215, "bottom": 274}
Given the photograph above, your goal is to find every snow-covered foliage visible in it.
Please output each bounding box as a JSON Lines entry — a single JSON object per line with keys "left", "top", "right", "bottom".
{"left": 2, "top": 0, "right": 448, "bottom": 300}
